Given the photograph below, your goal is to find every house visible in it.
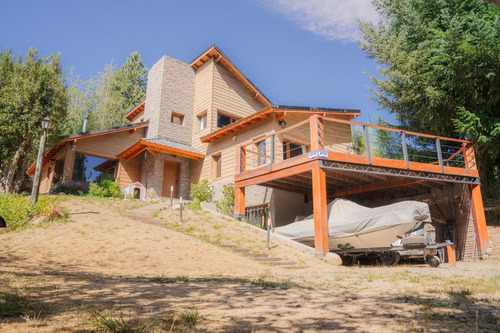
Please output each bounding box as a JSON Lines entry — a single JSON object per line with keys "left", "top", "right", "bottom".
{"left": 28, "top": 45, "right": 489, "bottom": 261}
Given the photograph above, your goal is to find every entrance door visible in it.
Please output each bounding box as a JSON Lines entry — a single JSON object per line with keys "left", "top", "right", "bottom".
{"left": 162, "top": 160, "right": 179, "bottom": 198}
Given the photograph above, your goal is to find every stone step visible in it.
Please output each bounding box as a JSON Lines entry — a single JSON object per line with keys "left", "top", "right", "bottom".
{"left": 281, "top": 265, "right": 310, "bottom": 270}
{"left": 270, "top": 261, "right": 297, "bottom": 266}
{"left": 489, "top": 249, "right": 500, "bottom": 255}
{"left": 247, "top": 253, "right": 269, "bottom": 258}
{"left": 233, "top": 249, "right": 250, "bottom": 253}
{"left": 490, "top": 234, "right": 500, "bottom": 241}
{"left": 254, "top": 257, "right": 283, "bottom": 262}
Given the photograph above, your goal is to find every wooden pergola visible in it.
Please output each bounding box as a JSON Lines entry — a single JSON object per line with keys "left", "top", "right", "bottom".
{"left": 233, "top": 114, "right": 489, "bottom": 257}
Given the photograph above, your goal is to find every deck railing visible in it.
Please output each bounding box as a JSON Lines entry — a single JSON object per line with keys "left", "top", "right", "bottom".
{"left": 236, "top": 115, "right": 476, "bottom": 175}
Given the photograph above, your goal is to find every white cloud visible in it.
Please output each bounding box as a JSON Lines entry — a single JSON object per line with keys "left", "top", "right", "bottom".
{"left": 259, "top": 0, "right": 379, "bottom": 42}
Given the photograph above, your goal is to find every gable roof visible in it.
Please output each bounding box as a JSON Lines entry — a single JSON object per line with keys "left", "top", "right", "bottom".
{"left": 190, "top": 44, "right": 272, "bottom": 107}
{"left": 124, "top": 100, "right": 146, "bottom": 121}
{"left": 117, "top": 138, "right": 204, "bottom": 161}
{"left": 27, "top": 122, "right": 149, "bottom": 175}
{"left": 200, "top": 105, "right": 361, "bottom": 143}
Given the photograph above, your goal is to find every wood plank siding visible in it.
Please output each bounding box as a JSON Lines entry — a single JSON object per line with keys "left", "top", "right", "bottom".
{"left": 116, "top": 155, "right": 142, "bottom": 187}
{"left": 191, "top": 59, "right": 267, "bottom": 183}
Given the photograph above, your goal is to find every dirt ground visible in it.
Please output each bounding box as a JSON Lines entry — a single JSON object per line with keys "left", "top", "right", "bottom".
{"left": 0, "top": 196, "right": 499, "bottom": 332}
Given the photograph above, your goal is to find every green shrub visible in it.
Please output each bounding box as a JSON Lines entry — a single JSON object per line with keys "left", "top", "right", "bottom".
{"left": 89, "top": 180, "right": 121, "bottom": 198}
{"left": 190, "top": 180, "right": 214, "bottom": 203}
{"left": 50, "top": 182, "right": 87, "bottom": 195}
{"left": 0, "top": 194, "right": 67, "bottom": 232}
{"left": 216, "top": 183, "right": 234, "bottom": 217}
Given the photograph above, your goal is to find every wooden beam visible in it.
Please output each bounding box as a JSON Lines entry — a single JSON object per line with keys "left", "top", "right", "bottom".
{"left": 147, "top": 148, "right": 158, "bottom": 157}
{"left": 471, "top": 184, "right": 489, "bottom": 255}
{"left": 234, "top": 187, "right": 245, "bottom": 218}
{"left": 312, "top": 166, "right": 329, "bottom": 255}
{"left": 236, "top": 160, "right": 317, "bottom": 188}
{"left": 329, "top": 178, "right": 426, "bottom": 198}
{"left": 125, "top": 146, "right": 147, "bottom": 161}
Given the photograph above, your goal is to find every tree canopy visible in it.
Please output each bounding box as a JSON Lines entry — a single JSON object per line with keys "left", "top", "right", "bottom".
{"left": 359, "top": 0, "right": 500, "bottom": 194}
{"left": 0, "top": 48, "right": 68, "bottom": 193}
{"left": 65, "top": 51, "right": 147, "bottom": 133}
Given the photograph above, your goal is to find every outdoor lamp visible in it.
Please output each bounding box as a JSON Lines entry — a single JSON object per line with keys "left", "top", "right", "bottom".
{"left": 72, "top": 145, "right": 77, "bottom": 152}
{"left": 278, "top": 119, "right": 287, "bottom": 129}
{"left": 41, "top": 117, "right": 52, "bottom": 130}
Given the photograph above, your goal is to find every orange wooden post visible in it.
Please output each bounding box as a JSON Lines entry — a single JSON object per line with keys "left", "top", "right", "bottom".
{"left": 471, "top": 184, "right": 489, "bottom": 255}
{"left": 312, "top": 164, "right": 329, "bottom": 256}
{"left": 462, "top": 143, "right": 477, "bottom": 170}
{"left": 234, "top": 186, "right": 245, "bottom": 219}
{"left": 447, "top": 246, "right": 456, "bottom": 267}
{"left": 309, "top": 114, "right": 324, "bottom": 150}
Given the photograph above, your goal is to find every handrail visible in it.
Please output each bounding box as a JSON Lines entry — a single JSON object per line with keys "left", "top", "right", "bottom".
{"left": 320, "top": 116, "right": 472, "bottom": 144}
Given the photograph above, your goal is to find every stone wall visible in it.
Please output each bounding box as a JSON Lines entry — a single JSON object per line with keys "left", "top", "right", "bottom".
{"left": 141, "top": 152, "right": 191, "bottom": 200}
{"left": 143, "top": 56, "right": 195, "bottom": 145}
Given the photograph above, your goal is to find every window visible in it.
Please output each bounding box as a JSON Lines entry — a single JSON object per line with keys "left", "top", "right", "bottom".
{"left": 212, "top": 153, "right": 221, "bottom": 179}
{"left": 171, "top": 112, "right": 184, "bottom": 126}
{"left": 256, "top": 140, "right": 267, "bottom": 166}
{"left": 198, "top": 113, "right": 207, "bottom": 131}
{"left": 217, "top": 112, "right": 238, "bottom": 128}
{"left": 282, "top": 141, "right": 304, "bottom": 160}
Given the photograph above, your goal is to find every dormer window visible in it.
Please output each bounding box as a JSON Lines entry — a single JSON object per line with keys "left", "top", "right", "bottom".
{"left": 171, "top": 112, "right": 184, "bottom": 126}
{"left": 217, "top": 112, "right": 238, "bottom": 128}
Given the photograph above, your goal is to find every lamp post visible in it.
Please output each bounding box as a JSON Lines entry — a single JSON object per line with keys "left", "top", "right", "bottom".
{"left": 30, "top": 117, "right": 52, "bottom": 206}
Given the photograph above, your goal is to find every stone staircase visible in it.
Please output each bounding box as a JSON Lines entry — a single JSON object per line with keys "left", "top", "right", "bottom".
{"left": 123, "top": 205, "right": 310, "bottom": 270}
{"left": 487, "top": 226, "right": 500, "bottom": 258}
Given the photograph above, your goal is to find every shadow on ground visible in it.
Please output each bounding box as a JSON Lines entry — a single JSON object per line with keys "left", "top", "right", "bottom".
{"left": 0, "top": 253, "right": 498, "bottom": 332}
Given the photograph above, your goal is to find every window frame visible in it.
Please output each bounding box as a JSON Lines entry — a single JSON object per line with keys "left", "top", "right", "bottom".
{"left": 216, "top": 111, "right": 239, "bottom": 128}
{"left": 171, "top": 112, "right": 184, "bottom": 126}
{"left": 198, "top": 112, "right": 207, "bottom": 131}
{"left": 212, "top": 153, "right": 222, "bottom": 179}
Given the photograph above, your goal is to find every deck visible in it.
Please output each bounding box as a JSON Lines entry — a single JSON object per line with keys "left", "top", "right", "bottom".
{"left": 233, "top": 115, "right": 488, "bottom": 256}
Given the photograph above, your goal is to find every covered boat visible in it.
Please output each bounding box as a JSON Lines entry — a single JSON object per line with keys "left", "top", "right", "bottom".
{"left": 274, "top": 199, "right": 432, "bottom": 250}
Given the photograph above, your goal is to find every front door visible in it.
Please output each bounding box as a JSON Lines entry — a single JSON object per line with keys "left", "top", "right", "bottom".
{"left": 162, "top": 160, "right": 179, "bottom": 198}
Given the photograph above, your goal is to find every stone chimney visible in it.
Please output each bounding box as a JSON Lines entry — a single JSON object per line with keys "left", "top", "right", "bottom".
{"left": 143, "top": 56, "right": 195, "bottom": 145}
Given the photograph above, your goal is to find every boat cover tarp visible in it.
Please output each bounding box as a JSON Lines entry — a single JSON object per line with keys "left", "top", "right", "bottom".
{"left": 275, "top": 199, "right": 431, "bottom": 239}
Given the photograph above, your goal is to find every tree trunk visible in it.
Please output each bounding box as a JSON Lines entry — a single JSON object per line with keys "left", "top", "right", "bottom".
{"left": 13, "top": 138, "right": 33, "bottom": 194}
{"left": 0, "top": 133, "right": 33, "bottom": 194}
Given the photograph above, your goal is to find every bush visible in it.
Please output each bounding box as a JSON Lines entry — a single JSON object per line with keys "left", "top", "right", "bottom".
{"left": 216, "top": 183, "right": 234, "bottom": 217}
{"left": 50, "top": 181, "right": 87, "bottom": 195}
{"left": 190, "top": 180, "right": 214, "bottom": 203}
{"left": 0, "top": 194, "right": 67, "bottom": 232}
{"left": 89, "top": 180, "right": 121, "bottom": 198}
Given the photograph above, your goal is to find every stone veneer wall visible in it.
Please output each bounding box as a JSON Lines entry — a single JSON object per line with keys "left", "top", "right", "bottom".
{"left": 453, "top": 184, "right": 479, "bottom": 260}
{"left": 143, "top": 55, "right": 195, "bottom": 145}
{"left": 141, "top": 152, "right": 191, "bottom": 200}
{"left": 212, "top": 178, "right": 272, "bottom": 207}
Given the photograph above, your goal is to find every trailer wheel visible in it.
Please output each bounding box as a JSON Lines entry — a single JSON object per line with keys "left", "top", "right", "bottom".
{"left": 340, "top": 255, "right": 356, "bottom": 266}
{"left": 378, "top": 252, "right": 400, "bottom": 266}
{"left": 426, "top": 255, "right": 441, "bottom": 267}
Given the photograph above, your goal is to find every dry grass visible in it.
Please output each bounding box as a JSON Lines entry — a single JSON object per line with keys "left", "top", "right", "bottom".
{"left": 0, "top": 196, "right": 498, "bottom": 332}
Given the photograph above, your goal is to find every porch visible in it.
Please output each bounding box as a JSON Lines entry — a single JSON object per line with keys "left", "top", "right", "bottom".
{"left": 233, "top": 114, "right": 489, "bottom": 258}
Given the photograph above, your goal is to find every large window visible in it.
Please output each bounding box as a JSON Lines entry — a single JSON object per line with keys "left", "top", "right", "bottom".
{"left": 282, "top": 141, "right": 304, "bottom": 160}
{"left": 256, "top": 140, "right": 267, "bottom": 166}
{"left": 212, "top": 153, "right": 222, "bottom": 179}
{"left": 217, "top": 112, "right": 238, "bottom": 128}
{"left": 72, "top": 154, "right": 114, "bottom": 182}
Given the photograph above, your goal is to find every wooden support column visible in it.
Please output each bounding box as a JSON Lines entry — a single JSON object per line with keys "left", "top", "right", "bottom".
{"left": 471, "top": 184, "right": 489, "bottom": 255}
{"left": 309, "top": 114, "right": 324, "bottom": 150}
{"left": 62, "top": 143, "right": 76, "bottom": 180}
{"left": 312, "top": 164, "right": 329, "bottom": 256}
{"left": 234, "top": 186, "right": 245, "bottom": 219}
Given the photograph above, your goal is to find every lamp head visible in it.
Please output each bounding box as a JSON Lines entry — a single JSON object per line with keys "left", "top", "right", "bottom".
{"left": 41, "top": 117, "right": 52, "bottom": 130}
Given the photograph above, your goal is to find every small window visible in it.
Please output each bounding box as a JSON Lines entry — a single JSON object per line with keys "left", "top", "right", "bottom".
{"left": 171, "top": 112, "right": 184, "bottom": 126}
{"left": 217, "top": 112, "right": 238, "bottom": 128}
{"left": 212, "top": 153, "right": 222, "bottom": 179}
{"left": 198, "top": 113, "right": 207, "bottom": 131}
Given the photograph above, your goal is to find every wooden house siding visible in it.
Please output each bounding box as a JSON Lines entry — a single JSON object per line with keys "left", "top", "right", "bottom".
{"left": 74, "top": 128, "right": 146, "bottom": 160}
{"left": 211, "top": 62, "right": 265, "bottom": 129}
{"left": 130, "top": 110, "right": 145, "bottom": 123}
{"left": 116, "top": 155, "right": 142, "bottom": 187}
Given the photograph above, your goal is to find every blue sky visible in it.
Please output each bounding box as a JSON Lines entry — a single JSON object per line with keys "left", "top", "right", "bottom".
{"left": 0, "top": 0, "right": 391, "bottom": 124}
